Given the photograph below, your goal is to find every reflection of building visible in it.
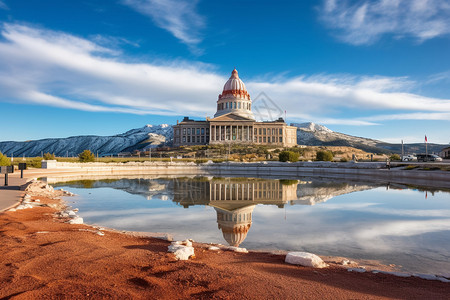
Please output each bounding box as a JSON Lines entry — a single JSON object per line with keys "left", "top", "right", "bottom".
{"left": 173, "top": 69, "right": 298, "bottom": 147}
{"left": 173, "top": 178, "right": 299, "bottom": 247}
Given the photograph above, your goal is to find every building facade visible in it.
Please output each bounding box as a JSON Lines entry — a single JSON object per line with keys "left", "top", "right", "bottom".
{"left": 173, "top": 69, "right": 297, "bottom": 147}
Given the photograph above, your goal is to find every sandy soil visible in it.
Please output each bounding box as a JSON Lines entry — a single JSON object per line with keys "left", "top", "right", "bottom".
{"left": 1, "top": 187, "right": 449, "bottom": 299}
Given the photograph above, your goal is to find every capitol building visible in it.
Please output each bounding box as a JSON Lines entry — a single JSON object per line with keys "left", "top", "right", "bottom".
{"left": 173, "top": 69, "right": 297, "bottom": 147}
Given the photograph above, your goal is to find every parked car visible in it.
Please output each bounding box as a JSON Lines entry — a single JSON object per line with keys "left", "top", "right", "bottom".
{"left": 402, "top": 155, "right": 417, "bottom": 162}
{"left": 416, "top": 154, "right": 443, "bottom": 162}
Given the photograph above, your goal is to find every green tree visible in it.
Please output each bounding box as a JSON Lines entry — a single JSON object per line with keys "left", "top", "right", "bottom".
{"left": 316, "top": 150, "right": 334, "bottom": 161}
{"left": 78, "top": 150, "right": 95, "bottom": 162}
{"left": 0, "top": 152, "right": 11, "bottom": 166}
{"left": 279, "top": 151, "right": 300, "bottom": 162}
{"left": 43, "top": 152, "right": 56, "bottom": 160}
{"left": 389, "top": 154, "right": 401, "bottom": 161}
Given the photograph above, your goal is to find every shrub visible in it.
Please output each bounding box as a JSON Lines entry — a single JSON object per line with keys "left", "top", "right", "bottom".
{"left": 340, "top": 157, "right": 348, "bottom": 162}
{"left": 389, "top": 154, "right": 401, "bottom": 161}
{"left": 0, "top": 152, "right": 10, "bottom": 166}
{"left": 279, "top": 151, "right": 300, "bottom": 162}
{"left": 316, "top": 150, "right": 334, "bottom": 161}
{"left": 78, "top": 150, "right": 95, "bottom": 162}
{"left": 43, "top": 152, "right": 56, "bottom": 160}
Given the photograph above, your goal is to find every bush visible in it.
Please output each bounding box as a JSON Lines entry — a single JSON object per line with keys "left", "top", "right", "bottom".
{"left": 279, "top": 151, "right": 300, "bottom": 162}
{"left": 316, "top": 150, "right": 334, "bottom": 161}
{"left": 389, "top": 154, "right": 401, "bottom": 161}
{"left": 43, "top": 152, "right": 56, "bottom": 160}
{"left": 0, "top": 152, "right": 10, "bottom": 166}
{"left": 78, "top": 150, "right": 95, "bottom": 162}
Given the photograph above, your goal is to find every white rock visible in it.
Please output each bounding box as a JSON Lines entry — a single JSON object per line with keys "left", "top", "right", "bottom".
{"left": 208, "top": 246, "right": 220, "bottom": 251}
{"left": 96, "top": 231, "right": 105, "bottom": 236}
{"left": 67, "top": 210, "right": 77, "bottom": 217}
{"left": 372, "top": 270, "right": 411, "bottom": 278}
{"left": 68, "top": 216, "right": 84, "bottom": 224}
{"left": 171, "top": 241, "right": 183, "bottom": 245}
{"left": 285, "top": 252, "right": 328, "bottom": 268}
{"left": 16, "top": 204, "right": 33, "bottom": 210}
{"left": 183, "top": 239, "right": 192, "bottom": 247}
{"left": 228, "top": 246, "right": 248, "bottom": 253}
{"left": 341, "top": 259, "right": 350, "bottom": 266}
{"left": 347, "top": 267, "right": 366, "bottom": 273}
{"left": 168, "top": 244, "right": 195, "bottom": 260}
{"left": 34, "top": 199, "right": 40, "bottom": 202}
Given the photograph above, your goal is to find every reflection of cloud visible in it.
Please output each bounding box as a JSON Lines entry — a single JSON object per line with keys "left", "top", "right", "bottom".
{"left": 355, "top": 219, "right": 450, "bottom": 239}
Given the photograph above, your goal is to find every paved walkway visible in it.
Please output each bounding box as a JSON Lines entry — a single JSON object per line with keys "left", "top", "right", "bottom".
{"left": 0, "top": 174, "right": 29, "bottom": 212}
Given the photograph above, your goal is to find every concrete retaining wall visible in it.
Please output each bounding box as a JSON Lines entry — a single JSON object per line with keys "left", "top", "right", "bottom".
{"left": 40, "top": 161, "right": 449, "bottom": 188}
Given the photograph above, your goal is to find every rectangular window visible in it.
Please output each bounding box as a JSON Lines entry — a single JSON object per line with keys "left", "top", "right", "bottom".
{"left": 279, "top": 129, "right": 282, "bottom": 134}
{"left": 201, "top": 136, "right": 204, "bottom": 143}
{"left": 206, "top": 136, "right": 209, "bottom": 143}
{"left": 279, "top": 137, "right": 282, "bottom": 143}
{"left": 196, "top": 128, "right": 200, "bottom": 135}
{"left": 183, "top": 136, "right": 186, "bottom": 142}
{"left": 263, "top": 128, "right": 266, "bottom": 135}
{"left": 187, "top": 136, "right": 191, "bottom": 143}
{"left": 259, "top": 128, "right": 262, "bottom": 135}
{"left": 259, "top": 137, "right": 262, "bottom": 143}
{"left": 201, "top": 128, "right": 205, "bottom": 135}
{"left": 234, "top": 102, "right": 236, "bottom": 109}
{"left": 272, "top": 128, "right": 275, "bottom": 135}
{"left": 254, "top": 128, "right": 257, "bottom": 135}
{"left": 206, "top": 128, "right": 209, "bottom": 134}
{"left": 183, "top": 128, "right": 186, "bottom": 135}
{"left": 226, "top": 102, "right": 228, "bottom": 109}
{"left": 187, "top": 128, "right": 191, "bottom": 135}
{"left": 263, "top": 137, "right": 266, "bottom": 143}
{"left": 238, "top": 102, "right": 241, "bottom": 109}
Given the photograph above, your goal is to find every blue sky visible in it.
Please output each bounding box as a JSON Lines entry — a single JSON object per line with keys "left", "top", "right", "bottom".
{"left": 0, "top": 0, "right": 449, "bottom": 144}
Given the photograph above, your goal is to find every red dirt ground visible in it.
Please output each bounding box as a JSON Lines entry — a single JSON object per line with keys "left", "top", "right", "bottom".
{"left": 1, "top": 195, "right": 449, "bottom": 299}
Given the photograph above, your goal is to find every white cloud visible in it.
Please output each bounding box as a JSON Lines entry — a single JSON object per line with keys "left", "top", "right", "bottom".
{"left": 1, "top": 22, "right": 450, "bottom": 127}
{"left": 121, "top": 0, "right": 205, "bottom": 53}
{"left": 319, "top": 0, "right": 450, "bottom": 45}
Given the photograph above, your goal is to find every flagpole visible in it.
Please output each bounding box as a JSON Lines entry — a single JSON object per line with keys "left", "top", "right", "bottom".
{"left": 425, "top": 135, "right": 428, "bottom": 156}
{"left": 401, "top": 140, "right": 404, "bottom": 159}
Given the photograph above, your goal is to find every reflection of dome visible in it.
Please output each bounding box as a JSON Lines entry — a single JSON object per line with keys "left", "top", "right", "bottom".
{"left": 214, "top": 205, "right": 255, "bottom": 247}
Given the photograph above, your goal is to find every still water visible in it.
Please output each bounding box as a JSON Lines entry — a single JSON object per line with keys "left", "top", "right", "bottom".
{"left": 54, "top": 176, "right": 450, "bottom": 275}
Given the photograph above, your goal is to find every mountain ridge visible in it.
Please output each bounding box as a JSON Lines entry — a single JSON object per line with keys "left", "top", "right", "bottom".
{"left": 0, "top": 122, "right": 446, "bottom": 157}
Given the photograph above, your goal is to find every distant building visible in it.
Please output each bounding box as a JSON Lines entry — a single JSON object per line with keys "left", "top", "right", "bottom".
{"left": 173, "top": 69, "right": 297, "bottom": 147}
{"left": 440, "top": 146, "right": 450, "bottom": 159}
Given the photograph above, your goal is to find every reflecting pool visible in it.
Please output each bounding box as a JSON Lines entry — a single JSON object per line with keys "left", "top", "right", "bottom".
{"left": 54, "top": 176, "right": 450, "bottom": 275}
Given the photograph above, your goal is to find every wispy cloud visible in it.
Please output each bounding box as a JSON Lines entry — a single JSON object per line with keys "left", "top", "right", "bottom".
{"left": 319, "top": 0, "right": 450, "bottom": 45}
{"left": 121, "top": 0, "right": 205, "bottom": 54}
{"left": 0, "top": 1, "right": 7, "bottom": 10}
{"left": 1, "top": 23, "right": 450, "bottom": 127}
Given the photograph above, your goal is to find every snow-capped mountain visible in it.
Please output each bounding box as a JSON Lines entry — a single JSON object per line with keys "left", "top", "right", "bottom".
{"left": 0, "top": 122, "right": 446, "bottom": 157}
{"left": 291, "top": 122, "right": 446, "bottom": 154}
{"left": 0, "top": 124, "right": 173, "bottom": 157}
{"left": 291, "top": 122, "right": 387, "bottom": 153}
